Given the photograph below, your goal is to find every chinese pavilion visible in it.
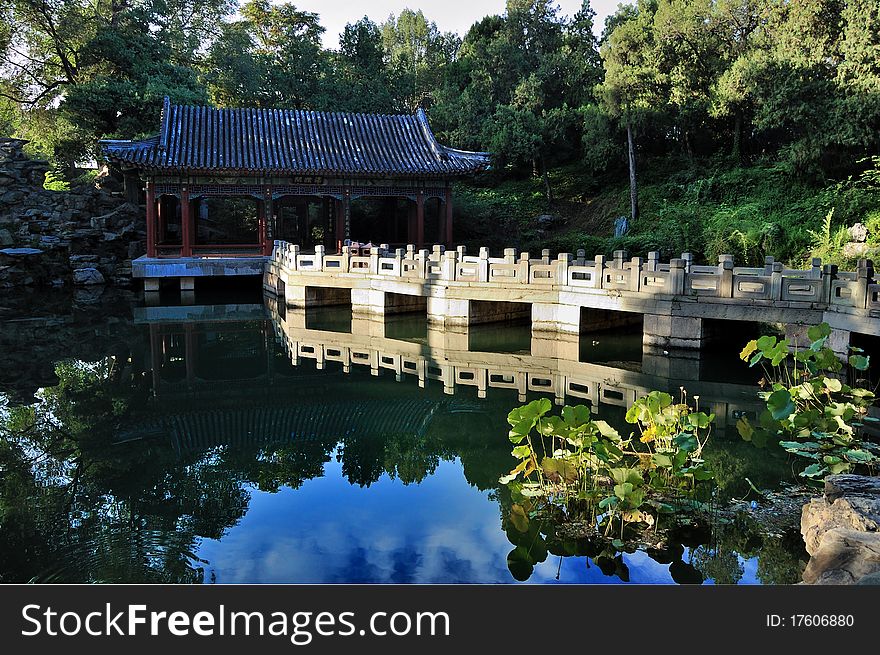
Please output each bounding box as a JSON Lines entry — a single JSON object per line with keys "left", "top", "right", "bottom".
{"left": 101, "top": 97, "right": 490, "bottom": 262}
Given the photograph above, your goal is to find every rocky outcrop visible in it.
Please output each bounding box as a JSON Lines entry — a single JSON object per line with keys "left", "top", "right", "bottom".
{"left": 0, "top": 138, "right": 144, "bottom": 288}
{"left": 801, "top": 475, "right": 880, "bottom": 584}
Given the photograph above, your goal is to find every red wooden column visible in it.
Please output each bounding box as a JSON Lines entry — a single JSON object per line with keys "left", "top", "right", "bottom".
{"left": 444, "top": 186, "right": 453, "bottom": 245}
{"left": 343, "top": 186, "right": 352, "bottom": 243}
{"left": 264, "top": 186, "right": 274, "bottom": 254}
{"left": 407, "top": 199, "right": 417, "bottom": 244}
{"left": 181, "top": 187, "right": 192, "bottom": 257}
{"left": 145, "top": 181, "right": 157, "bottom": 257}
{"left": 416, "top": 189, "right": 425, "bottom": 247}
{"left": 191, "top": 197, "right": 199, "bottom": 249}
{"left": 335, "top": 198, "right": 345, "bottom": 251}
{"left": 156, "top": 196, "right": 165, "bottom": 245}
{"left": 257, "top": 199, "right": 268, "bottom": 255}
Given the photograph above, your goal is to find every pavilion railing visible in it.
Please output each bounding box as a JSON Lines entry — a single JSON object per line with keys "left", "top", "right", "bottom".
{"left": 269, "top": 240, "right": 880, "bottom": 312}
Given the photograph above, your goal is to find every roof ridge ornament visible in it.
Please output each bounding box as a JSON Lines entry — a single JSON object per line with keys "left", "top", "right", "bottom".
{"left": 414, "top": 107, "right": 448, "bottom": 161}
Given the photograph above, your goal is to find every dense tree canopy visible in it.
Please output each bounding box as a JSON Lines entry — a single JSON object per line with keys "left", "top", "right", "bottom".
{"left": 1, "top": 0, "right": 877, "bottom": 193}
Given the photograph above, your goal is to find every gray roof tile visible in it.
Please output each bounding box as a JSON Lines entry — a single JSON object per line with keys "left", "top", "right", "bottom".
{"left": 101, "top": 97, "right": 490, "bottom": 177}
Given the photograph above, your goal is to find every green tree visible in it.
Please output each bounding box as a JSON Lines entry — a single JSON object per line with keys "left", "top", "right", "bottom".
{"left": 328, "top": 17, "right": 396, "bottom": 113}
{"left": 380, "top": 8, "right": 459, "bottom": 111}
{"left": 596, "top": 1, "right": 660, "bottom": 221}
{"left": 205, "top": 0, "right": 329, "bottom": 109}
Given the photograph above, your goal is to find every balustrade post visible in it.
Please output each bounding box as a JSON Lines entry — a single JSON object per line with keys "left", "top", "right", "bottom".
{"left": 770, "top": 261, "right": 783, "bottom": 300}
{"left": 417, "top": 249, "right": 429, "bottom": 279}
{"left": 718, "top": 254, "right": 734, "bottom": 298}
{"left": 369, "top": 248, "right": 380, "bottom": 275}
{"left": 541, "top": 249, "right": 551, "bottom": 265}
{"left": 822, "top": 264, "right": 837, "bottom": 304}
{"left": 576, "top": 249, "right": 586, "bottom": 266}
{"left": 339, "top": 245, "right": 350, "bottom": 273}
{"left": 441, "top": 250, "right": 458, "bottom": 281}
{"left": 647, "top": 251, "right": 660, "bottom": 272}
{"left": 629, "top": 256, "right": 643, "bottom": 291}
{"left": 668, "top": 258, "right": 685, "bottom": 295}
{"left": 478, "top": 247, "right": 490, "bottom": 282}
{"left": 594, "top": 255, "right": 607, "bottom": 289}
{"left": 681, "top": 252, "right": 693, "bottom": 273}
{"left": 810, "top": 257, "right": 822, "bottom": 279}
{"left": 314, "top": 244, "right": 325, "bottom": 271}
{"left": 456, "top": 245, "right": 467, "bottom": 260}
{"left": 289, "top": 244, "right": 300, "bottom": 271}
{"left": 556, "top": 253, "right": 572, "bottom": 286}
{"left": 394, "top": 248, "right": 404, "bottom": 277}
{"left": 504, "top": 247, "right": 517, "bottom": 264}
{"left": 613, "top": 249, "right": 627, "bottom": 269}
{"left": 764, "top": 255, "right": 775, "bottom": 275}
{"left": 518, "top": 252, "right": 530, "bottom": 284}
{"left": 856, "top": 259, "right": 874, "bottom": 309}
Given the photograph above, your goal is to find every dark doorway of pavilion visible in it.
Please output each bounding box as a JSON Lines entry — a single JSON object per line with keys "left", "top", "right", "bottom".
{"left": 194, "top": 196, "right": 260, "bottom": 252}
{"left": 348, "top": 197, "right": 445, "bottom": 248}
{"left": 275, "top": 197, "right": 334, "bottom": 250}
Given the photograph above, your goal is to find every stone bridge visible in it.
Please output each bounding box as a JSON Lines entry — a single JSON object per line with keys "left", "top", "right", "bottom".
{"left": 264, "top": 241, "right": 880, "bottom": 355}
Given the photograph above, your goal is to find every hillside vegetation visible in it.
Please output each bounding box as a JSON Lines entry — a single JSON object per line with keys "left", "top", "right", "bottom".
{"left": 456, "top": 157, "right": 880, "bottom": 268}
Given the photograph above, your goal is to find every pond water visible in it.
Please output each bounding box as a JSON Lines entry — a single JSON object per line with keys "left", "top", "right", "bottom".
{"left": 0, "top": 284, "right": 810, "bottom": 584}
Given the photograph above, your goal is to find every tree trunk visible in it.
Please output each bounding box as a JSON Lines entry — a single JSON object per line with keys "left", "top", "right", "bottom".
{"left": 627, "top": 121, "right": 638, "bottom": 223}
{"left": 540, "top": 154, "right": 553, "bottom": 203}
{"left": 733, "top": 111, "right": 743, "bottom": 164}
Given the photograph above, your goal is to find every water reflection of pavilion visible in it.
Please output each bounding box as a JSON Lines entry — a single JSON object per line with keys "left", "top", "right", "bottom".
{"left": 130, "top": 303, "right": 494, "bottom": 451}
{"left": 134, "top": 301, "right": 764, "bottom": 443}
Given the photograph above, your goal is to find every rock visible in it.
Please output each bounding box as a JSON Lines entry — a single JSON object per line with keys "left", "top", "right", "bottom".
{"left": 842, "top": 242, "right": 875, "bottom": 259}
{"left": 74, "top": 286, "right": 105, "bottom": 304}
{"left": 1, "top": 190, "right": 25, "bottom": 204}
{"left": 825, "top": 474, "right": 880, "bottom": 501}
{"left": 802, "top": 529, "right": 880, "bottom": 584}
{"left": 535, "top": 214, "right": 564, "bottom": 228}
{"left": 69, "top": 254, "right": 99, "bottom": 264}
{"left": 801, "top": 474, "right": 880, "bottom": 584}
{"left": 0, "top": 229, "right": 12, "bottom": 246}
{"left": 849, "top": 222, "right": 868, "bottom": 243}
{"left": 0, "top": 247, "right": 42, "bottom": 256}
{"left": 72, "top": 267, "right": 105, "bottom": 286}
{"left": 856, "top": 570, "right": 880, "bottom": 585}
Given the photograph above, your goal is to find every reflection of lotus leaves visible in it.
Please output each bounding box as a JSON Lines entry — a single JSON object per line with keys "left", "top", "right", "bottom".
{"left": 595, "top": 554, "right": 629, "bottom": 582}
{"left": 647, "top": 542, "right": 685, "bottom": 565}
{"left": 669, "top": 559, "right": 704, "bottom": 585}
{"left": 507, "top": 546, "right": 534, "bottom": 581}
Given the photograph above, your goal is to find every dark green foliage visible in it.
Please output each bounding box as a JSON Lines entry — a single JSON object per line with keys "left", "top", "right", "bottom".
{"left": 0, "top": 0, "right": 877, "bottom": 249}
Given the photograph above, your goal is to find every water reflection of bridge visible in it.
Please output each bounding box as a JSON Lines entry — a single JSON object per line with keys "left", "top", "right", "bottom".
{"left": 268, "top": 319, "right": 763, "bottom": 430}
{"left": 133, "top": 302, "right": 764, "bottom": 441}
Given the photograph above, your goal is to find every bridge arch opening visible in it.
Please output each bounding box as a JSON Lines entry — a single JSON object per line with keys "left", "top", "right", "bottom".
{"left": 578, "top": 307, "right": 643, "bottom": 365}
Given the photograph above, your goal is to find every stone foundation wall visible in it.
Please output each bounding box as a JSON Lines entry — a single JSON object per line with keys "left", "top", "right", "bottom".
{"left": 0, "top": 138, "right": 144, "bottom": 289}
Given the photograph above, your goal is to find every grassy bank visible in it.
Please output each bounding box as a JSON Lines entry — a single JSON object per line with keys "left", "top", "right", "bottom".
{"left": 455, "top": 158, "right": 880, "bottom": 268}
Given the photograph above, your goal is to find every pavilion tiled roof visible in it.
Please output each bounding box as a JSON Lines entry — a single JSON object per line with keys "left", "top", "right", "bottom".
{"left": 101, "top": 97, "right": 490, "bottom": 178}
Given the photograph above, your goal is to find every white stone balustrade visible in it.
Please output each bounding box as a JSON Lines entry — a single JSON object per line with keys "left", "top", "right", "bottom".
{"left": 265, "top": 240, "right": 880, "bottom": 350}
{"left": 269, "top": 240, "right": 878, "bottom": 308}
